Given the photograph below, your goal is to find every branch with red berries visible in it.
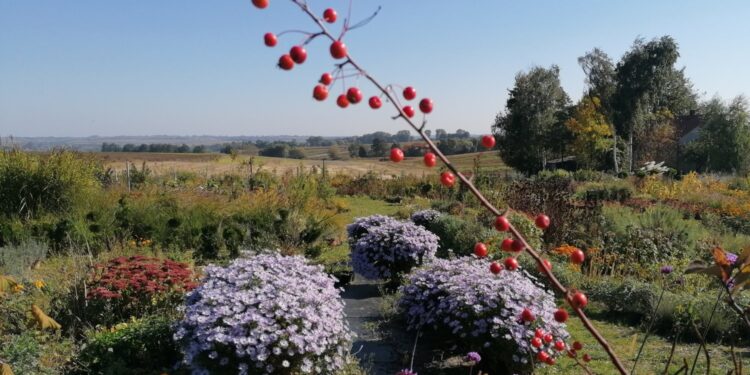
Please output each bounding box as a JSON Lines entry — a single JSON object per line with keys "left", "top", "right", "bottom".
{"left": 250, "top": 0, "right": 628, "bottom": 373}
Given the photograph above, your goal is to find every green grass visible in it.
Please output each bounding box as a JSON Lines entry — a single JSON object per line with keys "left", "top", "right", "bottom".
{"left": 318, "top": 196, "right": 405, "bottom": 265}
{"left": 538, "top": 317, "right": 748, "bottom": 375}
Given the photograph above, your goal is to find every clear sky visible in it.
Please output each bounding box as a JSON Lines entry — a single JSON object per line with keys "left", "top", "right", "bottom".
{"left": 1, "top": 1, "right": 748, "bottom": 137}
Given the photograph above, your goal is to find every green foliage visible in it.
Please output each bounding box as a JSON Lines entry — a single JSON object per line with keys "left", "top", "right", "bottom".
{"left": 0, "top": 150, "right": 99, "bottom": 219}
{"left": 575, "top": 181, "right": 632, "bottom": 203}
{"left": 422, "top": 215, "right": 494, "bottom": 258}
{"left": 683, "top": 96, "right": 750, "bottom": 173}
{"left": 1, "top": 333, "right": 56, "bottom": 375}
{"left": 494, "top": 65, "right": 571, "bottom": 174}
{"left": 74, "top": 315, "right": 182, "bottom": 375}
{"left": 0, "top": 240, "right": 48, "bottom": 276}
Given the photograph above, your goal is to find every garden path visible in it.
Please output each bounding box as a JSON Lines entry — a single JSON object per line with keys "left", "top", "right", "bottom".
{"left": 342, "top": 275, "right": 404, "bottom": 375}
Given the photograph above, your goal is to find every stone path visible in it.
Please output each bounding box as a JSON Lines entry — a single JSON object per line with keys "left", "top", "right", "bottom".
{"left": 342, "top": 275, "right": 403, "bottom": 375}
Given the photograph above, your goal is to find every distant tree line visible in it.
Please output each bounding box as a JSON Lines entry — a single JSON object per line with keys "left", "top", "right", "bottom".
{"left": 101, "top": 143, "right": 207, "bottom": 153}
{"left": 494, "top": 35, "right": 750, "bottom": 175}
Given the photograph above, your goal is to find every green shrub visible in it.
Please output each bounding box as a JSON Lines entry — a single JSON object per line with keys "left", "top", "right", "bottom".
{"left": 0, "top": 240, "right": 47, "bottom": 276}
{"left": 575, "top": 181, "right": 633, "bottom": 203}
{"left": 423, "top": 215, "right": 495, "bottom": 258}
{"left": 0, "top": 332, "right": 72, "bottom": 375}
{"left": 0, "top": 150, "right": 99, "bottom": 219}
{"left": 74, "top": 315, "right": 182, "bottom": 375}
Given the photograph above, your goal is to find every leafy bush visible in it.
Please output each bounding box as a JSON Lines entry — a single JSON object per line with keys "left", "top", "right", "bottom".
{"left": 75, "top": 315, "right": 181, "bottom": 375}
{"left": 575, "top": 181, "right": 633, "bottom": 203}
{"left": 86, "top": 256, "right": 196, "bottom": 326}
{"left": 421, "top": 214, "right": 493, "bottom": 258}
{"left": 409, "top": 209, "right": 442, "bottom": 227}
{"left": 0, "top": 150, "right": 99, "bottom": 219}
{"left": 0, "top": 240, "right": 47, "bottom": 276}
{"left": 349, "top": 219, "right": 438, "bottom": 282}
{"left": 398, "top": 257, "right": 569, "bottom": 373}
{"left": 175, "top": 253, "right": 352, "bottom": 374}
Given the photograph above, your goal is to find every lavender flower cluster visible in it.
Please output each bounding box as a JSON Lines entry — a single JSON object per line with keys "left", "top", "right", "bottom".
{"left": 398, "top": 257, "right": 569, "bottom": 368}
{"left": 346, "top": 214, "right": 399, "bottom": 244}
{"left": 409, "top": 209, "right": 443, "bottom": 227}
{"left": 348, "top": 216, "right": 438, "bottom": 280}
{"left": 174, "top": 253, "right": 352, "bottom": 374}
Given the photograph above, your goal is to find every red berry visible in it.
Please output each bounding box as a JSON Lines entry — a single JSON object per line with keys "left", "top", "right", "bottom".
{"left": 521, "top": 308, "right": 535, "bottom": 322}
{"left": 290, "top": 46, "right": 307, "bottom": 64}
{"left": 440, "top": 172, "right": 455, "bottom": 187}
{"left": 573, "top": 341, "right": 584, "bottom": 351}
{"left": 389, "top": 148, "right": 404, "bottom": 163}
{"left": 531, "top": 337, "right": 542, "bottom": 348}
{"left": 511, "top": 239, "right": 525, "bottom": 252}
{"left": 336, "top": 94, "right": 349, "bottom": 108}
{"left": 423, "top": 152, "right": 437, "bottom": 167}
{"left": 570, "top": 249, "right": 585, "bottom": 265}
{"left": 474, "top": 242, "right": 488, "bottom": 258}
{"left": 535, "top": 329, "right": 544, "bottom": 338}
{"left": 489, "top": 261, "right": 502, "bottom": 274}
{"left": 320, "top": 73, "right": 334, "bottom": 86}
{"left": 494, "top": 216, "right": 510, "bottom": 232}
{"left": 346, "top": 87, "right": 363, "bottom": 104}
{"left": 419, "top": 98, "right": 433, "bottom": 114}
{"left": 252, "top": 0, "right": 269, "bottom": 9}
{"left": 501, "top": 238, "right": 514, "bottom": 251}
{"left": 322, "top": 8, "right": 337, "bottom": 23}
{"left": 543, "top": 334, "right": 554, "bottom": 344}
{"left": 583, "top": 354, "right": 592, "bottom": 362}
{"left": 538, "top": 259, "right": 552, "bottom": 272}
{"left": 403, "top": 86, "right": 417, "bottom": 100}
{"left": 368, "top": 96, "right": 382, "bottom": 109}
{"left": 568, "top": 349, "right": 578, "bottom": 358}
{"left": 278, "top": 54, "right": 294, "bottom": 70}
{"left": 481, "top": 135, "right": 496, "bottom": 149}
{"left": 537, "top": 351, "right": 549, "bottom": 363}
{"left": 545, "top": 357, "right": 556, "bottom": 365}
{"left": 535, "top": 214, "right": 550, "bottom": 230}
{"left": 264, "top": 32, "right": 277, "bottom": 47}
{"left": 402, "top": 106, "right": 415, "bottom": 118}
{"left": 554, "top": 308, "right": 569, "bottom": 323}
{"left": 554, "top": 341, "right": 566, "bottom": 351}
{"left": 330, "top": 40, "right": 347, "bottom": 59}
{"left": 572, "top": 292, "right": 588, "bottom": 308}
{"left": 312, "top": 85, "right": 328, "bottom": 101}
{"left": 504, "top": 257, "right": 519, "bottom": 271}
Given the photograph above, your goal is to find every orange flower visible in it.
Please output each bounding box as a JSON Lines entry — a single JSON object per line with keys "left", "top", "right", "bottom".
{"left": 553, "top": 245, "right": 581, "bottom": 256}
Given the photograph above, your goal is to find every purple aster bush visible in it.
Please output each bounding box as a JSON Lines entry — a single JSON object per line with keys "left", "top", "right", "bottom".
{"left": 174, "top": 253, "right": 352, "bottom": 374}
{"left": 410, "top": 209, "right": 443, "bottom": 227}
{"left": 350, "top": 219, "right": 438, "bottom": 282}
{"left": 346, "top": 214, "right": 399, "bottom": 245}
{"left": 398, "top": 257, "right": 569, "bottom": 372}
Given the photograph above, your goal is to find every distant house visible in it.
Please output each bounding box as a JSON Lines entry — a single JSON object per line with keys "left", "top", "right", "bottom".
{"left": 675, "top": 110, "right": 703, "bottom": 145}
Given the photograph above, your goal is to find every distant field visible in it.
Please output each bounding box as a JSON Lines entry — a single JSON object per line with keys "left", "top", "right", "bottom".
{"left": 92, "top": 151, "right": 510, "bottom": 177}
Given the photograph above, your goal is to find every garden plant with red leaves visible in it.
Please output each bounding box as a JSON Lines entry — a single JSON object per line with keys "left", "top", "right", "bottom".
{"left": 87, "top": 255, "right": 197, "bottom": 325}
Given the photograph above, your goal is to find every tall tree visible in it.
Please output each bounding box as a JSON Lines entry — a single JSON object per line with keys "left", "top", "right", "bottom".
{"left": 564, "top": 97, "right": 613, "bottom": 169}
{"left": 612, "top": 36, "right": 697, "bottom": 171}
{"left": 578, "top": 48, "right": 619, "bottom": 171}
{"left": 684, "top": 96, "right": 750, "bottom": 173}
{"left": 493, "top": 66, "right": 570, "bottom": 174}
{"left": 370, "top": 138, "right": 387, "bottom": 157}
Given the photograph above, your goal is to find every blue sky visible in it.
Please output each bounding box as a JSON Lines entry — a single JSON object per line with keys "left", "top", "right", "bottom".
{"left": 1, "top": 1, "right": 748, "bottom": 137}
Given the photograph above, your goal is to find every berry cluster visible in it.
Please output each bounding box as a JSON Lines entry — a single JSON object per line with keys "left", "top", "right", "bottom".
{"left": 250, "top": 1, "right": 624, "bottom": 371}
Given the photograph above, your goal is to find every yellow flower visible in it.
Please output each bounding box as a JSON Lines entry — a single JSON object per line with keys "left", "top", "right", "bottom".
{"left": 33, "top": 280, "right": 46, "bottom": 289}
{"left": 11, "top": 284, "right": 24, "bottom": 293}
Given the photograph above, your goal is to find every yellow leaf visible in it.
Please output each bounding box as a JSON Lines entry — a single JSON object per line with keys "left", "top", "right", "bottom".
{"left": 0, "top": 363, "right": 14, "bottom": 375}
{"left": 0, "top": 275, "right": 18, "bottom": 294}
{"left": 31, "top": 304, "right": 61, "bottom": 330}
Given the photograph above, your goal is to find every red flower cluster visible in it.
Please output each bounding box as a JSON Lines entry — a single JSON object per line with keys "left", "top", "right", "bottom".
{"left": 88, "top": 255, "right": 196, "bottom": 302}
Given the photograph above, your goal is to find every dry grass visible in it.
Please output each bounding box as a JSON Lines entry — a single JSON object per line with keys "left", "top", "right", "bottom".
{"left": 91, "top": 151, "right": 510, "bottom": 177}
